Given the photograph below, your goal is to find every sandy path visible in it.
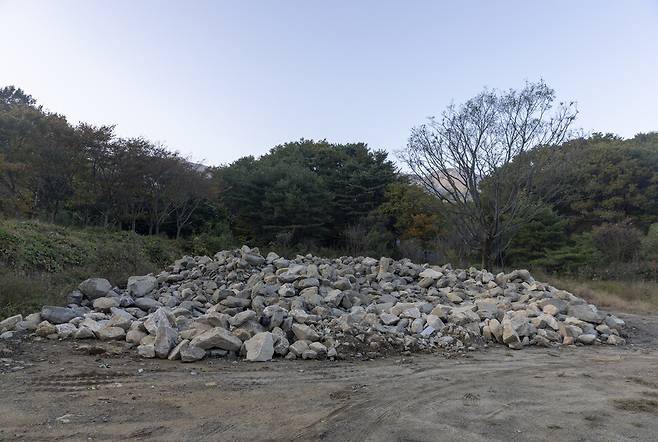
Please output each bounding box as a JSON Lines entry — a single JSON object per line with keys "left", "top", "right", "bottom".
{"left": 1, "top": 313, "right": 657, "bottom": 441}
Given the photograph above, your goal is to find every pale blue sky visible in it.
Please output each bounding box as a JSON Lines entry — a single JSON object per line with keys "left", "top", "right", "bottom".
{"left": 1, "top": 1, "right": 657, "bottom": 165}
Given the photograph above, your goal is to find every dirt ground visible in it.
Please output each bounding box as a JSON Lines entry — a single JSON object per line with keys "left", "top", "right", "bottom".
{"left": 1, "top": 313, "right": 658, "bottom": 442}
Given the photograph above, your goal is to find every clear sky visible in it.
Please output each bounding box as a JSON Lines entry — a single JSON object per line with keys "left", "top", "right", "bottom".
{"left": 1, "top": 1, "right": 657, "bottom": 165}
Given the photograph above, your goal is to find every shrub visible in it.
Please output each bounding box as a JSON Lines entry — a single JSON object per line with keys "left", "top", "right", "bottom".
{"left": 592, "top": 221, "right": 643, "bottom": 263}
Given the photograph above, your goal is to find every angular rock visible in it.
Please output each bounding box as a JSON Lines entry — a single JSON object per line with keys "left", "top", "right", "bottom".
{"left": 134, "top": 297, "right": 161, "bottom": 312}
{"left": 567, "top": 304, "right": 603, "bottom": 324}
{"left": 0, "top": 314, "right": 22, "bottom": 332}
{"left": 154, "top": 323, "right": 179, "bottom": 358}
{"left": 40, "top": 306, "right": 79, "bottom": 324}
{"left": 78, "top": 278, "right": 112, "bottom": 300}
{"left": 55, "top": 323, "right": 77, "bottom": 339}
{"left": 93, "top": 297, "right": 119, "bottom": 312}
{"left": 127, "top": 275, "right": 157, "bottom": 297}
{"left": 137, "top": 343, "right": 156, "bottom": 358}
{"left": 292, "top": 323, "right": 320, "bottom": 342}
{"left": 180, "top": 342, "right": 206, "bottom": 362}
{"left": 245, "top": 332, "right": 274, "bottom": 362}
{"left": 36, "top": 321, "right": 58, "bottom": 337}
{"left": 97, "top": 326, "right": 126, "bottom": 341}
{"left": 190, "top": 327, "right": 242, "bottom": 351}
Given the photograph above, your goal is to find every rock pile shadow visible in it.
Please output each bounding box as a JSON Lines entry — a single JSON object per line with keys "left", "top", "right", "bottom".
{"left": 0, "top": 246, "right": 626, "bottom": 362}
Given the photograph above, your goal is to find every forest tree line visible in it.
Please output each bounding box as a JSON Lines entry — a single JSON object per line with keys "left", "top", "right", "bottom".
{"left": 1, "top": 85, "right": 657, "bottom": 279}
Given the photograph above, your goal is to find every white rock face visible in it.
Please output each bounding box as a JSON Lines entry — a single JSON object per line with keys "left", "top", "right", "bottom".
{"left": 245, "top": 332, "right": 274, "bottom": 362}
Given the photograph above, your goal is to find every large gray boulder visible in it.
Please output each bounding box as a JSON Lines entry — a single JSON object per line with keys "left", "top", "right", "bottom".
{"left": 135, "top": 297, "right": 162, "bottom": 312}
{"left": 245, "top": 332, "right": 274, "bottom": 362}
{"left": 96, "top": 326, "right": 126, "bottom": 341}
{"left": 92, "top": 297, "right": 119, "bottom": 312}
{"left": 180, "top": 342, "right": 206, "bottom": 362}
{"left": 127, "top": 275, "right": 157, "bottom": 297}
{"left": 0, "top": 314, "right": 22, "bottom": 332}
{"left": 78, "top": 278, "right": 112, "bottom": 300}
{"left": 154, "top": 323, "right": 179, "bottom": 359}
{"left": 40, "top": 306, "right": 80, "bottom": 324}
{"left": 190, "top": 327, "right": 242, "bottom": 351}
{"left": 567, "top": 304, "right": 603, "bottom": 323}
{"left": 292, "top": 323, "right": 320, "bottom": 342}
{"left": 144, "top": 307, "right": 175, "bottom": 334}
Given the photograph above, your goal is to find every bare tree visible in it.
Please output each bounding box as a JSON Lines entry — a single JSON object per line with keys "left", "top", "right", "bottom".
{"left": 400, "top": 81, "right": 577, "bottom": 268}
{"left": 170, "top": 161, "right": 212, "bottom": 239}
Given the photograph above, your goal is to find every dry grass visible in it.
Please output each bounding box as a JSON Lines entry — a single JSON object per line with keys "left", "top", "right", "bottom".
{"left": 536, "top": 272, "right": 658, "bottom": 314}
{"left": 612, "top": 398, "right": 658, "bottom": 414}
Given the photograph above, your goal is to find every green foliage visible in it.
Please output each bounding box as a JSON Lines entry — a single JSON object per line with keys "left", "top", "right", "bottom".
{"left": 642, "top": 223, "right": 658, "bottom": 262}
{"left": 376, "top": 180, "right": 444, "bottom": 244}
{"left": 591, "top": 221, "right": 643, "bottom": 264}
{"left": 535, "top": 132, "right": 658, "bottom": 232}
{"left": 506, "top": 206, "right": 569, "bottom": 266}
{"left": 0, "top": 86, "right": 219, "bottom": 237}
{"left": 218, "top": 139, "right": 397, "bottom": 247}
{"left": 190, "top": 219, "right": 237, "bottom": 257}
{"left": 530, "top": 232, "right": 602, "bottom": 274}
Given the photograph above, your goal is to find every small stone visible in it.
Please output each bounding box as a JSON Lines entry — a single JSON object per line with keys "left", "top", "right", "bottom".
{"left": 97, "top": 326, "right": 126, "bottom": 341}
{"left": 93, "top": 297, "right": 119, "bottom": 312}
{"left": 74, "top": 326, "right": 95, "bottom": 339}
{"left": 309, "top": 342, "right": 327, "bottom": 355}
{"left": 168, "top": 339, "right": 188, "bottom": 360}
{"left": 577, "top": 333, "right": 597, "bottom": 345}
{"left": 180, "top": 342, "right": 206, "bottom": 362}
{"left": 274, "top": 336, "right": 290, "bottom": 356}
{"left": 230, "top": 310, "right": 257, "bottom": 327}
{"left": 419, "top": 268, "right": 442, "bottom": 279}
{"left": 380, "top": 313, "right": 399, "bottom": 325}
{"left": 447, "top": 292, "right": 463, "bottom": 304}
{"left": 55, "top": 323, "right": 77, "bottom": 339}
{"left": 302, "top": 349, "right": 318, "bottom": 360}
{"left": 126, "top": 329, "right": 147, "bottom": 345}
{"left": 134, "top": 297, "right": 161, "bottom": 312}
{"left": 137, "top": 343, "right": 156, "bottom": 358}
{"left": 606, "top": 335, "right": 625, "bottom": 345}
{"left": 36, "top": 321, "right": 58, "bottom": 337}
{"left": 289, "top": 340, "right": 309, "bottom": 357}
{"left": 542, "top": 304, "right": 559, "bottom": 316}
{"left": 0, "top": 314, "right": 22, "bottom": 332}
{"left": 107, "top": 313, "right": 133, "bottom": 331}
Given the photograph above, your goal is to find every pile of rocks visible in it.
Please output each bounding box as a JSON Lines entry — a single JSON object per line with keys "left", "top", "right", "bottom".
{"left": 0, "top": 246, "right": 626, "bottom": 362}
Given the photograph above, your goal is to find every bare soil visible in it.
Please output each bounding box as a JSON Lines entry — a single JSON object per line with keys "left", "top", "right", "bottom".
{"left": 2, "top": 313, "right": 658, "bottom": 442}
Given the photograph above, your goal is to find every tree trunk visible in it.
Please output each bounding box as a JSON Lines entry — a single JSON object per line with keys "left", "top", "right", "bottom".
{"left": 480, "top": 237, "right": 491, "bottom": 270}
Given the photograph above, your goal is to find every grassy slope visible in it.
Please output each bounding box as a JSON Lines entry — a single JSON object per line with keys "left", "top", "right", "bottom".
{"left": 0, "top": 220, "right": 186, "bottom": 318}
{"left": 537, "top": 271, "right": 658, "bottom": 314}
{"left": 1, "top": 220, "right": 655, "bottom": 320}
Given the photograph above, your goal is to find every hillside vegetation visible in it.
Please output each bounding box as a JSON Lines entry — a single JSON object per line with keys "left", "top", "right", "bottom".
{"left": 1, "top": 83, "right": 657, "bottom": 316}
{"left": 0, "top": 220, "right": 185, "bottom": 317}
